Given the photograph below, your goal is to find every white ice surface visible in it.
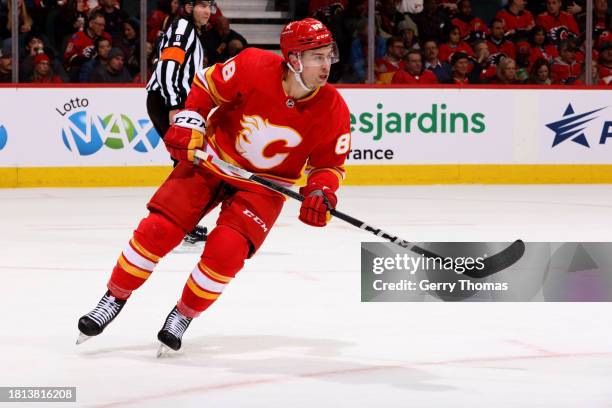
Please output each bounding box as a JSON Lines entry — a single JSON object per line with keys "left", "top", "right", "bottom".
{"left": 0, "top": 185, "right": 611, "bottom": 407}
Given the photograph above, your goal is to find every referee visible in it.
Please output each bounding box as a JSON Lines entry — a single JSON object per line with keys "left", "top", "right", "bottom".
{"left": 146, "top": 0, "right": 212, "bottom": 244}
{"left": 146, "top": 0, "right": 211, "bottom": 141}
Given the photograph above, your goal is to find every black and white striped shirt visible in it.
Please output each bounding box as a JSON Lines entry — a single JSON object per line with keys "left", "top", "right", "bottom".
{"left": 146, "top": 17, "right": 204, "bottom": 109}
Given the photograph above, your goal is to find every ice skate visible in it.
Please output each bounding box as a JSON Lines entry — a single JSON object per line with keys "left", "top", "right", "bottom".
{"left": 184, "top": 225, "right": 208, "bottom": 245}
{"left": 76, "top": 291, "right": 127, "bottom": 344}
{"left": 156, "top": 306, "right": 192, "bottom": 357}
{"left": 174, "top": 225, "right": 208, "bottom": 253}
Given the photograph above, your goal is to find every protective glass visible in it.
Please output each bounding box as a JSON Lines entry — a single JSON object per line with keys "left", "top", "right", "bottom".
{"left": 300, "top": 42, "right": 340, "bottom": 67}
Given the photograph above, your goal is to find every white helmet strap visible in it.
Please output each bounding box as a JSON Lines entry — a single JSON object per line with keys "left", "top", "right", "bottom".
{"left": 286, "top": 54, "right": 315, "bottom": 92}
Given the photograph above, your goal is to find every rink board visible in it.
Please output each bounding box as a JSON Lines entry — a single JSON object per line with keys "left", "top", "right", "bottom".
{"left": 0, "top": 86, "right": 611, "bottom": 186}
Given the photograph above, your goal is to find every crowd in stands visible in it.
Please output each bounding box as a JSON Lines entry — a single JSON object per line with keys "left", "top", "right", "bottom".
{"left": 0, "top": 0, "right": 610, "bottom": 85}
{"left": 309, "top": 0, "right": 611, "bottom": 85}
{"left": 0, "top": 0, "right": 247, "bottom": 83}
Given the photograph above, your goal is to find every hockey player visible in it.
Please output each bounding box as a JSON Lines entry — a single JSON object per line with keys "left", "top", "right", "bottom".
{"left": 77, "top": 18, "right": 351, "bottom": 356}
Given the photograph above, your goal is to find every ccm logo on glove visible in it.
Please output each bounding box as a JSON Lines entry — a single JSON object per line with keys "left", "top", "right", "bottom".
{"left": 164, "top": 110, "right": 205, "bottom": 162}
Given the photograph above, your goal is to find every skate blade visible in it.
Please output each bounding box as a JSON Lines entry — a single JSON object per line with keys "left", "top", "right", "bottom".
{"left": 172, "top": 243, "right": 204, "bottom": 254}
{"left": 156, "top": 343, "right": 172, "bottom": 358}
{"left": 76, "top": 332, "right": 92, "bottom": 345}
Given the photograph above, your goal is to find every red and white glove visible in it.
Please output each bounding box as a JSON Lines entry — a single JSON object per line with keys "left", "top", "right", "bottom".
{"left": 163, "top": 110, "right": 205, "bottom": 162}
{"left": 299, "top": 183, "right": 338, "bottom": 227}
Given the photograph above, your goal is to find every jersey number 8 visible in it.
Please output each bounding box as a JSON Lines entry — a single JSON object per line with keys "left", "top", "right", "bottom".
{"left": 222, "top": 60, "right": 236, "bottom": 81}
{"left": 335, "top": 133, "right": 351, "bottom": 155}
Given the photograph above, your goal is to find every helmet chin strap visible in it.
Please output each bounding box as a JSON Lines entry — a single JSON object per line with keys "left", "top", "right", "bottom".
{"left": 286, "top": 55, "right": 315, "bottom": 92}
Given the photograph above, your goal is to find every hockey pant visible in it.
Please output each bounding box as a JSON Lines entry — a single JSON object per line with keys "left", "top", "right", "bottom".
{"left": 107, "top": 162, "right": 284, "bottom": 317}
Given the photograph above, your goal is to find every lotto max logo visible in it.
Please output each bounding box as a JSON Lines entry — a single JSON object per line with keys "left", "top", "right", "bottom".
{"left": 61, "top": 111, "right": 160, "bottom": 156}
{"left": 0, "top": 124, "right": 7, "bottom": 150}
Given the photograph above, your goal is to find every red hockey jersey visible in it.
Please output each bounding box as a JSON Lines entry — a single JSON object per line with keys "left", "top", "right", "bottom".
{"left": 185, "top": 48, "right": 351, "bottom": 192}
{"left": 392, "top": 69, "right": 438, "bottom": 84}
{"left": 64, "top": 31, "right": 112, "bottom": 68}
{"left": 495, "top": 8, "right": 535, "bottom": 33}
{"left": 536, "top": 12, "right": 580, "bottom": 38}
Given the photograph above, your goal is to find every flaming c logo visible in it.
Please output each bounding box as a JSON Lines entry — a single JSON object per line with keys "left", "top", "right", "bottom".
{"left": 235, "top": 115, "right": 302, "bottom": 170}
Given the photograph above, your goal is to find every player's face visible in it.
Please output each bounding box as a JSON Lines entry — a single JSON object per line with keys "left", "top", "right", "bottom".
{"left": 300, "top": 44, "right": 338, "bottom": 87}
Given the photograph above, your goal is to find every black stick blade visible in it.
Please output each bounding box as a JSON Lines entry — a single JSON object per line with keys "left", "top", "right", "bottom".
{"left": 462, "top": 240, "right": 526, "bottom": 279}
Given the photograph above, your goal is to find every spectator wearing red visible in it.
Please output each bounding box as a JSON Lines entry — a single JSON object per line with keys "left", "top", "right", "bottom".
{"left": 64, "top": 10, "right": 112, "bottom": 82}
{"left": 148, "top": 0, "right": 180, "bottom": 44}
{"left": 487, "top": 19, "right": 517, "bottom": 59}
{"left": 375, "top": 36, "right": 407, "bottom": 84}
{"left": 30, "top": 53, "right": 62, "bottom": 83}
{"left": 446, "top": 51, "right": 481, "bottom": 84}
{"left": 392, "top": 49, "right": 438, "bottom": 84}
{"left": 551, "top": 40, "right": 582, "bottom": 84}
{"left": 472, "top": 40, "right": 497, "bottom": 82}
{"left": 422, "top": 39, "right": 452, "bottom": 82}
{"left": 438, "top": 24, "right": 473, "bottom": 63}
{"left": 598, "top": 41, "right": 612, "bottom": 80}
{"left": 577, "top": 0, "right": 612, "bottom": 44}
{"left": 528, "top": 25, "right": 558, "bottom": 66}
{"left": 515, "top": 41, "right": 532, "bottom": 81}
{"left": 529, "top": 57, "right": 552, "bottom": 84}
{"left": 496, "top": 0, "right": 535, "bottom": 38}
{"left": 451, "top": 0, "right": 489, "bottom": 41}
{"left": 536, "top": 0, "right": 580, "bottom": 41}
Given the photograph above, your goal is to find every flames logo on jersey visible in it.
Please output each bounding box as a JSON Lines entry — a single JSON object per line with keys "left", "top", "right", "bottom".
{"left": 235, "top": 115, "right": 302, "bottom": 170}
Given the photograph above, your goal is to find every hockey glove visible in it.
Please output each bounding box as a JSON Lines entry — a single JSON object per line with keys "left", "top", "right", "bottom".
{"left": 299, "top": 183, "right": 337, "bottom": 227}
{"left": 163, "top": 110, "right": 205, "bottom": 162}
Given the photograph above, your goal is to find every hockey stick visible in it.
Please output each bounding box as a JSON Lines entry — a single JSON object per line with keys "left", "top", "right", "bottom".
{"left": 193, "top": 150, "right": 525, "bottom": 278}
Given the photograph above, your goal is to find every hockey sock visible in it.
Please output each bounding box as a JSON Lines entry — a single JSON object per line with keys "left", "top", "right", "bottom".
{"left": 108, "top": 212, "right": 185, "bottom": 299}
{"left": 177, "top": 225, "right": 250, "bottom": 317}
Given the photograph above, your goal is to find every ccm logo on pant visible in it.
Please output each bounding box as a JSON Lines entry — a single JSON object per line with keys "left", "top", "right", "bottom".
{"left": 243, "top": 209, "right": 268, "bottom": 232}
